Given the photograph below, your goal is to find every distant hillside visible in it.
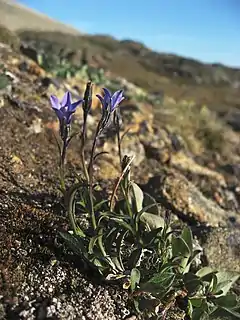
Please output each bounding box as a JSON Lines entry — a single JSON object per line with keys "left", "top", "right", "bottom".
{"left": 0, "top": 0, "right": 80, "bottom": 34}
{"left": 0, "top": 0, "right": 240, "bottom": 113}
{"left": 16, "top": 30, "right": 240, "bottom": 112}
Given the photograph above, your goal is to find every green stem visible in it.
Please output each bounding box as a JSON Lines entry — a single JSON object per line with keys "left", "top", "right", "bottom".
{"left": 87, "top": 125, "right": 100, "bottom": 230}
{"left": 59, "top": 138, "right": 68, "bottom": 193}
{"left": 67, "top": 183, "right": 81, "bottom": 234}
{"left": 80, "top": 117, "right": 89, "bottom": 183}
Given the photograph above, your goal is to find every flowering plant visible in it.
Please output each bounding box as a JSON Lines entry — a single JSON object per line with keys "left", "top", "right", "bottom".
{"left": 49, "top": 82, "right": 240, "bottom": 320}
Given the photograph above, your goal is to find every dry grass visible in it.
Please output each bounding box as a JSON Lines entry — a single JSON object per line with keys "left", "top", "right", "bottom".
{"left": 154, "top": 99, "right": 239, "bottom": 157}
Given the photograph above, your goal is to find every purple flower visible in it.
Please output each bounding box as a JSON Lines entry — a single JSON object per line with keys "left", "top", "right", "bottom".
{"left": 50, "top": 91, "right": 83, "bottom": 125}
{"left": 96, "top": 88, "right": 124, "bottom": 112}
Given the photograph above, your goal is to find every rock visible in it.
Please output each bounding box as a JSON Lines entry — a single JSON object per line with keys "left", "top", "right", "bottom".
{"left": 20, "top": 43, "right": 39, "bottom": 63}
{"left": 202, "top": 227, "right": 240, "bottom": 272}
{"left": 170, "top": 151, "right": 227, "bottom": 187}
{"left": 143, "top": 170, "right": 240, "bottom": 227}
{"left": 141, "top": 127, "right": 172, "bottom": 164}
{"left": 103, "top": 134, "right": 145, "bottom": 168}
{"left": 95, "top": 157, "right": 120, "bottom": 180}
{"left": 27, "top": 118, "right": 43, "bottom": 135}
{"left": 120, "top": 101, "right": 153, "bottom": 133}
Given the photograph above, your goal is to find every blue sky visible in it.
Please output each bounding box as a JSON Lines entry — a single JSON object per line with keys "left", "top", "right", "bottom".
{"left": 18, "top": 0, "right": 240, "bottom": 67}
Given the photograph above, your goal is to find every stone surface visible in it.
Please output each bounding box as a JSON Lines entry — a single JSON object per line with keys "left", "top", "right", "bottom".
{"left": 202, "top": 227, "right": 240, "bottom": 272}
{"left": 143, "top": 170, "right": 240, "bottom": 227}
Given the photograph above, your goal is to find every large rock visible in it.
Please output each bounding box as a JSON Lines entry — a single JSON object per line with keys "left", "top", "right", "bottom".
{"left": 143, "top": 169, "right": 240, "bottom": 227}
{"left": 201, "top": 227, "right": 240, "bottom": 272}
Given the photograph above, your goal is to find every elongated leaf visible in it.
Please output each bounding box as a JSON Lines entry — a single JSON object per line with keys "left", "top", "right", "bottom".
{"left": 183, "top": 272, "right": 201, "bottom": 294}
{"left": 217, "top": 307, "right": 240, "bottom": 319}
{"left": 111, "top": 256, "right": 125, "bottom": 272}
{"left": 214, "top": 294, "right": 238, "bottom": 308}
{"left": 105, "top": 227, "right": 119, "bottom": 254}
{"left": 109, "top": 217, "right": 135, "bottom": 234}
{"left": 128, "top": 248, "right": 144, "bottom": 268}
{"left": 186, "top": 249, "right": 202, "bottom": 269}
{"left": 94, "top": 199, "right": 109, "bottom": 211}
{"left": 172, "top": 236, "right": 190, "bottom": 257}
{"left": 189, "top": 297, "right": 204, "bottom": 308}
{"left": 172, "top": 236, "right": 191, "bottom": 272}
{"left": 60, "top": 231, "right": 86, "bottom": 256}
{"left": 88, "top": 234, "right": 100, "bottom": 254}
{"left": 181, "top": 227, "right": 193, "bottom": 254}
{"left": 115, "top": 230, "right": 128, "bottom": 271}
{"left": 196, "top": 267, "right": 216, "bottom": 279}
{"left": 214, "top": 271, "right": 239, "bottom": 296}
{"left": 130, "top": 268, "right": 141, "bottom": 291}
{"left": 143, "top": 193, "right": 159, "bottom": 215}
{"left": 140, "top": 272, "right": 175, "bottom": 297}
{"left": 130, "top": 182, "right": 144, "bottom": 212}
{"left": 140, "top": 212, "right": 165, "bottom": 229}
{"left": 208, "top": 273, "right": 218, "bottom": 294}
{"left": 142, "top": 227, "right": 163, "bottom": 246}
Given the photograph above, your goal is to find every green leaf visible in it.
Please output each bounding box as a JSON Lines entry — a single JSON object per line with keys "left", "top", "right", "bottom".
{"left": 142, "top": 227, "right": 163, "bottom": 246}
{"left": 130, "top": 182, "right": 144, "bottom": 212}
{"left": 135, "top": 203, "right": 161, "bottom": 226}
{"left": 88, "top": 234, "right": 100, "bottom": 254}
{"left": 192, "top": 308, "right": 208, "bottom": 320}
{"left": 189, "top": 297, "right": 204, "bottom": 308}
{"left": 60, "top": 231, "right": 86, "bottom": 256}
{"left": 128, "top": 248, "right": 144, "bottom": 268}
{"left": 172, "top": 236, "right": 191, "bottom": 273}
{"left": 143, "top": 193, "right": 159, "bottom": 215}
{"left": 214, "top": 271, "right": 239, "bottom": 296}
{"left": 109, "top": 217, "right": 135, "bottom": 234}
{"left": 186, "top": 249, "right": 203, "bottom": 269}
{"left": 196, "top": 267, "right": 216, "bottom": 279}
{"left": 206, "top": 273, "right": 218, "bottom": 294}
{"left": 105, "top": 227, "right": 119, "bottom": 254}
{"left": 94, "top": 199, "right": 109, "bottom": 211}
{"left": 172, "top": 236, "right": 190, "bottom": 257}
{"left": 217, "top": 307, "right": 240, "bottom": 319}
{"left": 140, "top": 212, "right": 165, "bottom": 230}
{"left": 140, "top": 268, "right": 175, "bottom": 296}
{"left": 181, "top": 226, "right": 193, "bottom": 254}
{"left": 187, "top": 300, "right": 194, "bottom": 318}
{"left": 183, "top": 272, "right": 201, "bottom": 295}
{"left": 130, "top": 268, "right": 141, "bottom": 292}
{"left": 214, "top": 294, "right": 238, "bottom": 309}
{"left": 0, "top": 74, "right": 10, "bottom": 90}
{"left": 115, "top": 230, "right": 128, "bottom": 271}
{"left": 67, "top": 219, "right": 86, "bottom": 238}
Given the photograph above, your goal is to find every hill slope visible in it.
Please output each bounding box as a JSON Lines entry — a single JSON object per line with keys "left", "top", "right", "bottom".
{"left": 0, "top": 0, "right": 80, "bottom": 34}
{"left": 0, "top": 0, "right": 240, "bottom": 114}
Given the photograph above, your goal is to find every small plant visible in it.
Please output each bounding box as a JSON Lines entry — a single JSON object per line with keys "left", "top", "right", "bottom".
{"left": 49, "top": 81, "right": 240, "bottom": 319}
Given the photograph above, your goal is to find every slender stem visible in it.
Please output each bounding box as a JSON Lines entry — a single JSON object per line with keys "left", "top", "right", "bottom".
{"left": 115, "top": 112, "right": 122, "bottom": 166}
{"left": 121, "top": 183, "right": 133, "bottom": 218}
{"left": 59, "top": 137, "right": 68, "bottom": 192}
{"left": 67, "top": 183, "right": 81, "bottom": 234}
{"left": 109, "top": 155, "right": 135, "bottom": 211}
{"left": 80, "top": 116, "right": 89, "bottom": 182}
{"left": 87, "top": 124, "right": 100, "bottom": 230}
{"left": 81, "top": 81, "right": 93, "bottom": 182}
{"left": 117, "top": 129, "right": 122, "bottom": 167}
